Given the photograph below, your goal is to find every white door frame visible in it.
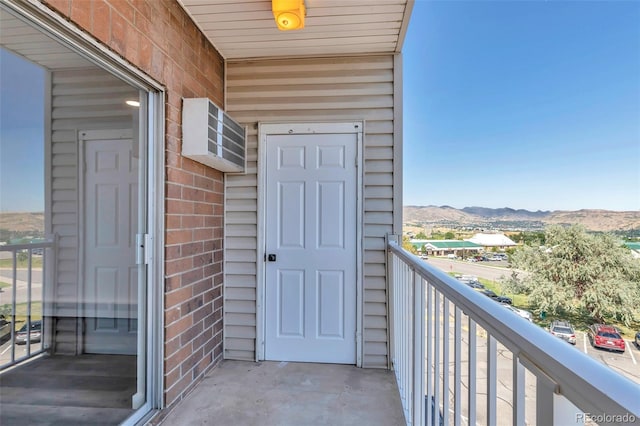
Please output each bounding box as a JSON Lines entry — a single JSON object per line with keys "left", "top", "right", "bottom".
{"left": 256, "top": 122, "right": 364, "bottom": 367}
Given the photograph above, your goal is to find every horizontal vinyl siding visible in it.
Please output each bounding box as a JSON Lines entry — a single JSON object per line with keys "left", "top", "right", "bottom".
{"left": 50, "top": 68, "right": 136, "bottom": 354}
{"left": 225, "top": 55, "right": 396, "bottom": 367}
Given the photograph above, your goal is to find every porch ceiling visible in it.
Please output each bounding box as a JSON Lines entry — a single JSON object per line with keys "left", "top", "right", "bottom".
{"left": 178, "top": 0, "right": 414, "bottom": 60}
{"left": 0, "top": 8, "right": 93, "bottom": 70}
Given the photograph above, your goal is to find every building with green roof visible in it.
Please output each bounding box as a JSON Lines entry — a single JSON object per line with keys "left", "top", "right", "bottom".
{"left": 410, "top": 239, "right": 483, "bottom": 257}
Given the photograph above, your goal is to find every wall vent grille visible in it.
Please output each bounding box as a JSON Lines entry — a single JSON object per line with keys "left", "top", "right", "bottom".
{"left": 182, "top": 98, "right": 246, "bottom": 172}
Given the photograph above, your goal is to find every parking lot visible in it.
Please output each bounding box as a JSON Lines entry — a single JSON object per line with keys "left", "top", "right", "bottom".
{"left": 426, "top": 309, "right": 639, "bottom": 426}
{"left": 575, "top": 331, "right": 639, "bottom": 383}
{"left": 425, "top": 258, "right": 640, "bottom": 386}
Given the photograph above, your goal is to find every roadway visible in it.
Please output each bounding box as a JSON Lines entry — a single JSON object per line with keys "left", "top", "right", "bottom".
{"left": 424, "top": 257, "right": 515, "bottom": 282}
{"left": 0, "top": 269, "right": 43, "bottom": 283}
{"left": 0, "top": 269, "right": 43, "bottom": 306}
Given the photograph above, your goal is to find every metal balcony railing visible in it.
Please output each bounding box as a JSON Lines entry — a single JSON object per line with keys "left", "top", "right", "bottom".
{"left": 0, "top": 238, "right": 55, "bottom": 370}
{"left": 387, "top": 237, "right": 639, "bottom": 426}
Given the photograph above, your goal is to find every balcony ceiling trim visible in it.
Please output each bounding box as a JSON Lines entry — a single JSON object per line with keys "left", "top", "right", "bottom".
{"left": 177, "top": 0, "right": 414, "bottom": 60}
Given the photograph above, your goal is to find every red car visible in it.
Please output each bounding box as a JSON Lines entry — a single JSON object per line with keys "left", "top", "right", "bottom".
{"left": 588, "top": 324, "right": 625, "bottom": 353}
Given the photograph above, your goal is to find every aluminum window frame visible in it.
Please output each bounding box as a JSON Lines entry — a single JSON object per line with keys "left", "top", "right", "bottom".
{"left": 1, "top": 0, "right": 166, "bottom": 420}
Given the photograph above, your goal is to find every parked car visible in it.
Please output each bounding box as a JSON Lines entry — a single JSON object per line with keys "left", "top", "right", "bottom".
{"left": 480, "top": 289, "right": 497, "bottom": 298}
{"left": 635, "top": 331, "right": 640, "bottom": 349}
{"left": 549, "top": 320, "right": 576, "bottom": 345}
{"left": 0, "top": 316, "right": 11, "bottom": 342}
{"left": 465, "top": 281, "right": 484, "bottom": 289}
{"left": 494, "top": 295, "right": 512, "bottom": 304}
{"left": 488, "top": 253, "right": 508, "bottom": 261}
{"left": 588, "top": 324, "right": 625, "bottom": 352}
{"left": 479, "top": 289, "right": 512, "bottom": 304}
{"left": 502, "top": 304, "right": 533, "bottom": 322}
{"left": 457, "top": 275, "right": 484, "bottom": 289}
{"left": 15, "top": 320, "right": 42, "bottom": 345}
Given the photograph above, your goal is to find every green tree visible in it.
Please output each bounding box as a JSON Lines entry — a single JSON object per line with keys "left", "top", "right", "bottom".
{"left": 507, "top": 225, "right": 640, "bottom": 325}
{"left": 0, "top": 304, "right": 11, "bottom": 318}
{"left": 415, "top": 232, "right": 428, "bottom": 240}
{"left": 431, "top": 232, "right": 444, "bottom": 240}
{"left": 510, "top": 231, "right": 546, "bottom": 245}
{"left": 444, "top": 231, "right": 455, "bottom": 239}
{"left": 402, "top": 236, "right": 417, "bottom": 254}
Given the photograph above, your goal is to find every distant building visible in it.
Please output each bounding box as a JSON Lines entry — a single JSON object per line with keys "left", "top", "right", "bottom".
{"left": 410, "top": 239, "right": 483, "bottom": 258}
{"left": 466, "top": 233, "right": 517, "bottom": 250}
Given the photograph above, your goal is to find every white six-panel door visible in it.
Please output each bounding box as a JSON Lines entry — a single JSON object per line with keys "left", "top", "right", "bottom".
{"left": 81, "top": 130, "right": 138, "bottom": 355}
{"left": 264, "top": 130, "right": 358, "bottom": 363}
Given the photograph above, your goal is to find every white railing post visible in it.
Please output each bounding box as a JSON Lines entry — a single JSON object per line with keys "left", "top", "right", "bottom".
{"left": 468, "top": 320, "right": 476, "bottom": 425}
{"left": 404, "top": 259, "right": 412, "bottom": 424}
{"left": 26, "top": 249, "right": 33, "bottom": 355}
{"left": 433, "top": 291, "right": 440, "bottom": 426}
{"left": 387, "top": 233, "right": 396, "bottom": 371}
{"left": 43, "top": 233, "right": 58, "bottom": 352}
{"left": 425, "top": 283, "right": 432, "bottom": 426}
{"left": 413, "top": 272, "right": 424, "bottom": 426}
{"left": 442, "top": 298, "right": 450, "bottom": 426}
{"left": 408, "top": 265, "right": 414, "bottom": 424}
{"left": 453, "top": 307, "right": 462, "bottom": 426}
{"left": 553, "top": 393, "right": 584, "bottom": 426}
{"left": 513, "top": 357, "right": 525, "bottom": 426}
{"left": 11, "top": 249, "right": 18, "bottom": 363}
{"left": 487, "top": 335, "right": 497, "bottom": 426}
{"left": 533, "top": 360, "right": 556, "bottom": 426}
{"left": 388, "top": 234, "right": 414, "bottom": 425}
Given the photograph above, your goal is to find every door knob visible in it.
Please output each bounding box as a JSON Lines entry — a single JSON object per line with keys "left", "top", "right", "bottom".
{"left": 267, "top": 254, "right": 277, "bottom": 262}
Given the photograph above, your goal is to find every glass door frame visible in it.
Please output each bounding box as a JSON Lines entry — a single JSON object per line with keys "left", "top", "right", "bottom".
{"left": 1, "top": 1, "right": 166, "bottom": 421}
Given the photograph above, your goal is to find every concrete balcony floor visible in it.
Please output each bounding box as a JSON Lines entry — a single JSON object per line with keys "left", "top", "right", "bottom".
{"left": 160, "top": 360, "right": 405, "bottom": 426}
{"left": 0, "top": 354, "right": 136, "bottom": 426}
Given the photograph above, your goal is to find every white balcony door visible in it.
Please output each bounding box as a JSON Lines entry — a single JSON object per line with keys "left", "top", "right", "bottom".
{"left": 81, "top": 130, "right": 139, "bottom": 355}
{"left": 264, "top": 129, "right": 357, "bottom": 364}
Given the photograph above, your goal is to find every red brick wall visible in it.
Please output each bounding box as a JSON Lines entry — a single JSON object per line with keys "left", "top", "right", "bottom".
{"left": 43, "top": 0, "right": 225, "bottom": 408}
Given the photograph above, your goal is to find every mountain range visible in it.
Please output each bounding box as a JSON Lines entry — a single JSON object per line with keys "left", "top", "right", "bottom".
{"left": 403, "top": 206, "right": 640, "bottom": 232}
{"left": 2, "top": 208, "right": 639, "bottom": 235}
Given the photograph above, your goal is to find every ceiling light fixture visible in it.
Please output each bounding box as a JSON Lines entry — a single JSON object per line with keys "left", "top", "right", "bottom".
{"left": 272, "top": 0, "right": 306, "bottom": 31}
{"left": 126, "top": 100, "right": 140, "bottom": 107}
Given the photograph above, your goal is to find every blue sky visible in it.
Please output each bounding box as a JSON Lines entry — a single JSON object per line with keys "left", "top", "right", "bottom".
{"left": 1, "top": 2, "right": 639, "bottom": 213}
{"left": 403, "top": 0, "right": 640, "bottom": 211}
{"left": 0, "top": 49, "right": 44, "bottom": 212}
